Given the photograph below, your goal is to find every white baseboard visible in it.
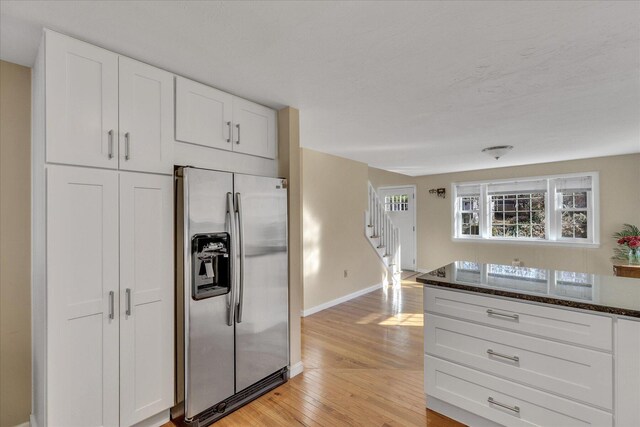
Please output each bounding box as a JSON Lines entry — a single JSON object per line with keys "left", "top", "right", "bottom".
{"left": 289, "top": 361, "right": 304, "bottom": 378}
{"left": 301, "top": 282, "right": 383, "bottom": 317}
{"left": 29, "top": 414, "right": 38, "bottom": 427}
{"left": 12, "top": 421, "right": 30, "bottom": 427}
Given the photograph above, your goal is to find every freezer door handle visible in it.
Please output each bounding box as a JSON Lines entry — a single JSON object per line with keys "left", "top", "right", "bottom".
{"left": 226, "top": 192, "right": 237, "bottom": 327}
{"left": 235, "top": 192, "right": 245, "bottom": 323}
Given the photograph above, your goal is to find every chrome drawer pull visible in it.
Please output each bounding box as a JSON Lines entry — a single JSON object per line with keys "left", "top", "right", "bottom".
{"left": 108, "top": 291, "right": 115, "bottom": 320}
{"left": 488, "top": 397, "right": 520, "bottom": 413}
{"left": 125, "top": 288, "right": 132, "bottom": 316}
{"left": 487, "top": 349, "right": 519, "bottom": 362}
{"left": 108, "top": 130, "right": 114, "bottom": 159}
{"left": 487, "top": 309, "right": 519, "bottom": 320}
{"left": 124, "top": 132, "right": 131, "bottom": 160}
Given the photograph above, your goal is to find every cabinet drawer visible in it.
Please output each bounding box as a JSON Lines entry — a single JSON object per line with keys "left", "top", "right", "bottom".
{"left": 424, "top": 287, "right": 612, "bottom": 350}
{"left": 425, "top": 313, "right": 612, "bottom": 409}
{"left": 425, "top": 356, "right": 613, "bottom": 427}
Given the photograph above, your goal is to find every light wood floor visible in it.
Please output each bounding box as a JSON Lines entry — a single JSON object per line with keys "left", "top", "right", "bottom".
{"left": 167, "top": 275, "right": 464, "bottom": 426}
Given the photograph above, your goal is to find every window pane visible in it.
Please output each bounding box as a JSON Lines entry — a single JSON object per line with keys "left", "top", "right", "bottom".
{"left": 505, "top": 225, "right": 516, "bottom": 237}
{"left": 574, "top": 192, "right": 587, "bottom": 208}
{"left": 562, "top": 194, "right": 574, "bottom": 209}
{"left": 517, "top": 224, "right": 531, "bottom": 238}
{"left": 492, "top": 226, "right": 504, "bottom": 237}
{"left": 574, "top": 212, "right": 588, "bottom": 238}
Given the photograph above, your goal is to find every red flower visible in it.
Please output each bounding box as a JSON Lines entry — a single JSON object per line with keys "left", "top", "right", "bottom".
{"left": 618, "top": 235, "right": 640, "bottom": 249}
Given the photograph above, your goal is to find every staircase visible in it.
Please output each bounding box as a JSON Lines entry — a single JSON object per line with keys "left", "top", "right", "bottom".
{"left": 365, "top": 182, "right": 401, "bottom": 286}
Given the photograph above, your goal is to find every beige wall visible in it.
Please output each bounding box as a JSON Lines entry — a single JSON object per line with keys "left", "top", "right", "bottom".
{"left": 0, "top": 60, "right": 32, "bottom": 427}
{"left": 302, "top": 148, "right": 387, "bottom": 311}
{"left": 414, "top": 154, "right": 640, "bottom": 275}
{"left": 277, "top": 107, "right": 303, "bottom": 369}
{"left": 368, "top": 166, "right": 415, "bottom": 189}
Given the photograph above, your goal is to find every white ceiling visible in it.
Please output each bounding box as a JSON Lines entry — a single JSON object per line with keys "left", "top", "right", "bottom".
{"left": 1, "top": 1, "right": 639, "bottom": 176}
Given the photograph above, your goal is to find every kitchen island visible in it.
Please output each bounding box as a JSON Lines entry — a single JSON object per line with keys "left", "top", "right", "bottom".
{"left": 417, "top": 261, "right": 640, "bottom": 427}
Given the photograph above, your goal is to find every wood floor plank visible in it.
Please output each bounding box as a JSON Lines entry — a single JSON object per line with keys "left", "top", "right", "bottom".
{"left": 165, "top": 276, "right": 464, "bottom": 426}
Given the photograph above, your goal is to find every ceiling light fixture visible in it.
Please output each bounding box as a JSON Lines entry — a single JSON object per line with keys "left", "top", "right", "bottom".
{"left": 482, "top": 145, "right": 513, "bottom": 160}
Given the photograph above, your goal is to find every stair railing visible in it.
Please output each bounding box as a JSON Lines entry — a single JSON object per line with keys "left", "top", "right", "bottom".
{"left": 367, "top": 182, "right": 401, "bottom": 281}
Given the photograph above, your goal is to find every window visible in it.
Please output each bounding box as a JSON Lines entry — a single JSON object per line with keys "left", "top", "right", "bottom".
{"left": 452, "top": 173, "right": 599, "bottom": 246}
{"left": 384, "top": 194, "right": 409, "bottom": 212}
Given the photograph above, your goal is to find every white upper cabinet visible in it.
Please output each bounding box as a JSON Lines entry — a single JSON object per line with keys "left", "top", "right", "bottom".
{"left": 46, "top": 30, "right": 119, "bottom": 168}
{"left": 119, "top": 172, "right": 174, "bottom": 426}
{"left": 45, "top": 30, "right": 174, "bottom": 174}
{"left": 175, "top": 76, "right": 277, "bottom": 159}
{"left": 175, "top": 76, "right": 234, "bottom": 150}
{"left": 46, "top": 165, "right": 120, "bottom": 427}
{"left": 119, "top": 58, "right": 174, "bottom": 174}
{"left": 232, "top": 97, "right": 277, "bottom": 159}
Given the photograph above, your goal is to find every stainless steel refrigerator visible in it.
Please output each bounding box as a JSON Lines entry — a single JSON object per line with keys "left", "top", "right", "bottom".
{"left": 173, "top": 166, "right": 289, "bottom": 426}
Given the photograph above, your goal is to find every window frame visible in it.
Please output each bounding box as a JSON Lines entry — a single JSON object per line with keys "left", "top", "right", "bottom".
{"left": 451, "top": 172, "right": 600, "bottom": 247}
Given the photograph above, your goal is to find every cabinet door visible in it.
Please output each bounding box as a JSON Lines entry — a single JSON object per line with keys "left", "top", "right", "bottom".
{"left": 47, "top": 165, "right": 119, "bottom": 427}
{"left": 119, "top": 172, "right": 174, "bottom": 426}
{"left": 616, "top": 319, "right": 640, "bottom": 426}
{"left": 175, "top": 76, "right": 233, "bottom": 150}
{"left": 46, "top": 30, "right": 119, "bottom": 168}
{"left": 119, "top": 57, "right": 174, "bottom": 174}
{"left": 232, "top": 97, "right": 277, "bottom": 159}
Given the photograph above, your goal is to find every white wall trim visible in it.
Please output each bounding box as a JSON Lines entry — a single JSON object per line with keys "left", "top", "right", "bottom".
{"left": 301, "top": 282, "right": 383, "bottom": 317}
{"left": 289, "top": 361, "right": 304, "bottom": 378}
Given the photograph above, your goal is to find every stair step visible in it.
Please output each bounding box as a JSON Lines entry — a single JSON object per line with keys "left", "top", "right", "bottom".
{"left": 377, "top": 245, "right": 385, "bottom": 249}
{"left": 370, "top": 234, "right": 380, "bottom": 239}
{"left": 383, "top": 253, "right": 391, "bottom": 257}
{"left": 367, "top": 224, "right": 374, "bottom": 228}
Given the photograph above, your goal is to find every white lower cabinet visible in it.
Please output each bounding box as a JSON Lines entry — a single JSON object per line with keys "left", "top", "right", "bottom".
{"left": 47, "top": 166, "right": 120, "bottom": 427}
{"left": 119, "top": 172, "right": 174, "bottom": 426}
{"left": 616, "top": 319, "right": 640, "bottom": 427}
{"left": 45, "top": 165, "right": 173, "bottom": 427}
{"left": 424, "top": 286, "right": 636, "bottom": 427}
{"left": 426, "top": 356, "right": 613, "bottom": 427}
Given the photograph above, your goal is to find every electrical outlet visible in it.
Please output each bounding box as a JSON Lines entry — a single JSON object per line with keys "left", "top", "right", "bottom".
{"left": 344, "top": 269, "right": 348, "bottom": 278}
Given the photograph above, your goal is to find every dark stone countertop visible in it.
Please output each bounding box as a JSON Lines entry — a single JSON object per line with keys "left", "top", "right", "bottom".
{"left": 417, "top": 261, "right": 640, "bottom": 318}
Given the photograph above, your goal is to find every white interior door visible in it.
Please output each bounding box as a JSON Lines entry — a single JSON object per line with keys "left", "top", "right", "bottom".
{"left": 119, "top": 172, "right": 174, "bottom": 426}
{"left": 378, "top": 186, "right": 416, "bottom": 271}
{"left": 47, "top": 165, "right": 119, "bottom": 427}
{"left": 119, "top": 57, "right": 174, "bottom": 174}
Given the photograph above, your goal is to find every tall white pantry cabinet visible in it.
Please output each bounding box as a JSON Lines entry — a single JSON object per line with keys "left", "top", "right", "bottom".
{"left": 32, "top": 30, "right": 174, "bottom": 427}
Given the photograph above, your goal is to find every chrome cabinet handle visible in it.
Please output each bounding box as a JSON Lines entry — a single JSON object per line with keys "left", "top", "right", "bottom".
{"left": 488, "top": 397, "right": 520, "bottom": 413}
{"left": 125, "top": 288, "right": 132, "bottom": 316}
{"left": 108, "top": 130, "right": 114, "bottom": 159}
{"left": 487, "top": 349, "right": 519, "bottom": 362}
{"left": 235, "top": 124, "right": 240, "bottom": 144}
{"left": 108, "top": 291, "right": 115, "bottom": 319}
{"left": 124, "top": 132, "right": 131, "bottom": 160}
{"left": 235, "top": 192, "right": 244, "bottom": 323}
{"left": 487, "top": 309, "right": 519, "bottom": 320}
{"left": 226, "top": 121, "right": 232, "bottom": 143}
{"left": 226, "top": 192, "right": 237, "bottom": 327}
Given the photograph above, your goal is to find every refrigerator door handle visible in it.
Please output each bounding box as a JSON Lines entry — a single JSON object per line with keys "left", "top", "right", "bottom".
{"left": 235, "top": 192, "right": 245, "bottom": 323}
{"left": 226, "top": 192, "right": 237, "bottom": 327}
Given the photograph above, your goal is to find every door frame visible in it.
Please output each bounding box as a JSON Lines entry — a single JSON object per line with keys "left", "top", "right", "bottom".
{"left": 377, "top": 185, "right": 417, "bottom": 271}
